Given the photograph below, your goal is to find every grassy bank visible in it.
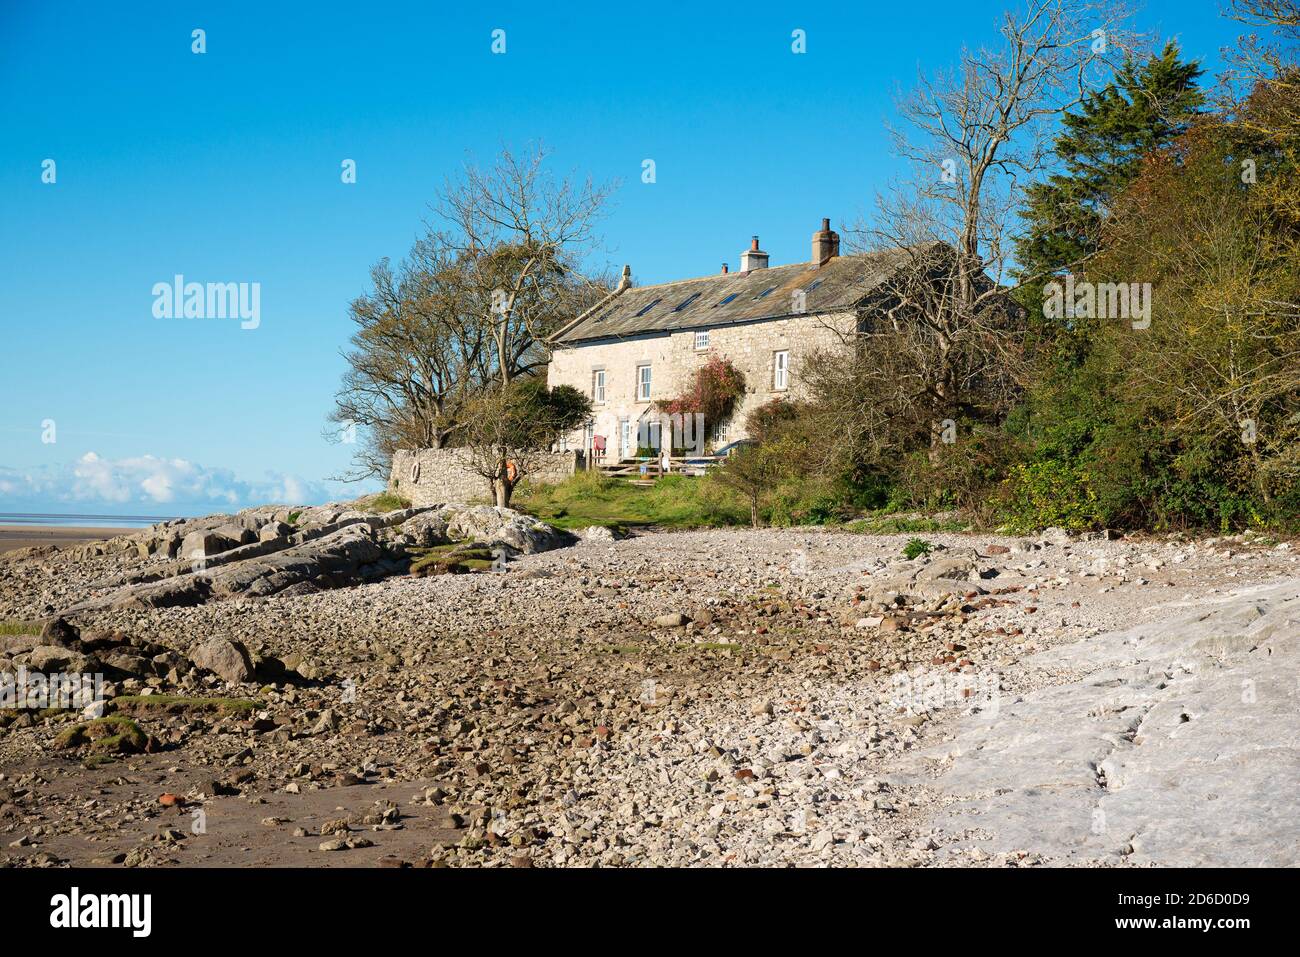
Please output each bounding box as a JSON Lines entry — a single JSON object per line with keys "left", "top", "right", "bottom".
{"left": 514, "top": 470, "right": 977, "bottom": 534}
{"left": 514, "top": 470, "right": 748, "bottom": 531}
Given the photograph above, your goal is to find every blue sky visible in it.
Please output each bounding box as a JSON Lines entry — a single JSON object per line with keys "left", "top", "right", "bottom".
{"left": 0, "top": 0, "right": 1240, "bottom": 517}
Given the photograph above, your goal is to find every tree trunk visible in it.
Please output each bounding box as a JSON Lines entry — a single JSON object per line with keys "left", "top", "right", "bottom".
{"left": 496, "top": 478, "right": 515, "bottom": 508}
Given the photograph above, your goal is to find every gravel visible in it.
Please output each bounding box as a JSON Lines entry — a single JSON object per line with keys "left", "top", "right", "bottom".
{"left": 1, "top": 523, "right": 1296, "bottom": 867}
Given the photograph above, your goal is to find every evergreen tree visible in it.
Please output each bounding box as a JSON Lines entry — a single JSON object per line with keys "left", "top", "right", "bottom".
{"left": 1014, "top": 43, "right": 1205, "bottom": 293}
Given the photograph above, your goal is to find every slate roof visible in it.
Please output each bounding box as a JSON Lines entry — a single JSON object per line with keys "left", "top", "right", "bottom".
{"left": 550, "top": 248, "right": 918, "bottom": 345}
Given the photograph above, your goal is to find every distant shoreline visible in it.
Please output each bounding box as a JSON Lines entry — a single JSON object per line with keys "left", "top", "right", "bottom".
{"left": 0, "top": 512, "right": 175, "bottom": 526}
{"left": 0, "top": 524, "right": 138, "bottom": 553}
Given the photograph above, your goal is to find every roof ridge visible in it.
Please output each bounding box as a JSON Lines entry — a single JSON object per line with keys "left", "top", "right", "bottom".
{"left": 627, "top": 250, "right": 884, "bottom": 291}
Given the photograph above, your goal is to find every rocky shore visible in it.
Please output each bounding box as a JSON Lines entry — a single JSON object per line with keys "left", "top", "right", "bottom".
{"left": 1, "top": 506, "right": 1296, "bottom": 867}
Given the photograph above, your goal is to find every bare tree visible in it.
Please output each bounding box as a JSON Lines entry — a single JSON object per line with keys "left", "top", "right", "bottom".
{"left": 842, "top": 0, "right": 1136, "bottom": 455}
{"left": 1226, "top": 0, "right": 1300, "bottom": 104}
{"left": 329, "top": 145, "right": 615, "bottom": 482}
{"left": 327, "top": 242, "right": 487, "bottom": 481}
{"left": 432, "top": 144, "right": 616, "bottom": 390}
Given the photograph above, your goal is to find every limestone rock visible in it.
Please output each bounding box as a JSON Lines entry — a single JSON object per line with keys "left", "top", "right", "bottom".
{"left": 190, "top": 637, "right": 255, "bottom": 683}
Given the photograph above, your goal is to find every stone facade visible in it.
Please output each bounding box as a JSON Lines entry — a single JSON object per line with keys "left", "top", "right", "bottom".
{"left": 547, "top": 310, "right": 855, "bottom": 458}
{"left": 389, "top": 448, "right": 582, "bottom": 506}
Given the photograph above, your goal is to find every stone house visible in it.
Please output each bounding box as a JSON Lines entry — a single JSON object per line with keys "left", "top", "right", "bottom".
{"left": 546, "top": 218, "right": 917, "bottom": 460}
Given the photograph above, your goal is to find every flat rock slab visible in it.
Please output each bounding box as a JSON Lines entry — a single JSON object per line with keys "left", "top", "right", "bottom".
{"left": 911, "top": 580, "right": 1300, "bottom": 866}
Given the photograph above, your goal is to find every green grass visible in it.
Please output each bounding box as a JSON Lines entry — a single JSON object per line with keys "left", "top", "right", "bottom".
{"left": 364, "top": 491, "right": 412, "bottom": 514}
{"left": 53, "top": 715, "right": 147, "bottom": 755}
{"left": 112, "top": 694, "right": 260, "bottom": 715}
{"left": 517, "top": 472, "right": 981, "bottom": 535}
{"left": 516, "top": 470, "right": 748, "bottom": 531}
{"left": 0, "top": 619, "right": 41, "bottom": 637}
{"left": 409, "top": 542, "right": 496, "bottom": 576}
{"left": 844, "top": 512, "right": 971, "bottom": 534}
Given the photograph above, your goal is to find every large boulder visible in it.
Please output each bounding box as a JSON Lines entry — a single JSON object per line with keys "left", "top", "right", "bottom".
{"left": 442, "top": 505, "right": 572, "bottom": 554}
{"left": 259, "top": 521, "right": 291, "bottom": 542}
{"left": 914, "top": 556, "right": 983, "bottom": 584}
{"left": 392, "top": 510, "right": 452, "bottom": 548}
{"left": 28, "top": 645, "right": 78, "bottom": 672}
{"left": 40, "top": 616, "right": 79, "bottom": 646}
{"left": 386, "top": 504, "right": 572, "bottom": 555}
{"left": 867, "top": 548, "right": 1002, "bottom": 604}
{"left": 190, "top": 637, "right": 255, "bottom": 683}
{"left": 181, "top": 529, "right": 243, "bottom": 560}
{"left": 207, "top": 522, "right": 385, "bottom": 599}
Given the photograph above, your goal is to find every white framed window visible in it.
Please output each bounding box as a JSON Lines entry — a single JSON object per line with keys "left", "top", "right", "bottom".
{"left": 714, "top": 421, "right": 730, "bottom": 444}
{"left": 773, "top": 350, "right": 789, "bottom": 391}
{"left": 592, "top": 369, "right": 606, "bottom": 403}
{"left": 694, "top": 329, "right": 710, "bottom": 350}
{"left": 637, "top": 363, "right": 652, "bottom": 401}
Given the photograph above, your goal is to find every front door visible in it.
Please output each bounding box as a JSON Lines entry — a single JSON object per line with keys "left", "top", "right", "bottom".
{"left": 619, "top": 418, "right": 632, "bottom": 460}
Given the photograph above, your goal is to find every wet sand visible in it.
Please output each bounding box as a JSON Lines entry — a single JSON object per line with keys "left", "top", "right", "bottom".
{"left": 0, "top": 526, "right": 133, "bottom": 553}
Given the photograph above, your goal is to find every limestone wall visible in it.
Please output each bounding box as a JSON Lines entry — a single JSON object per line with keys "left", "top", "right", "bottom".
{"left": 389, "top": 448, "right": 581, "bottom": 506}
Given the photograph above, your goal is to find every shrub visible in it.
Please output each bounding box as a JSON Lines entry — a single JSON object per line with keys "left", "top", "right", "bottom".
{"left": 999, "top": 460, "right": 1099, "bottom": 532}
{"left": 658, "top": 356, "right": 746, "bottom": 432}
{"left": 896, "top": 425, "right": 1025, "bottom": 513}
{"left": 746, "top": 397, "right": 801, "bottom": 445}
{"left": 902, "top": 538, "right": 933, "bottom": 560}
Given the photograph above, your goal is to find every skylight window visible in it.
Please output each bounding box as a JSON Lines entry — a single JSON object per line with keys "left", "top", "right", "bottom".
{"left": 715, "top": 293, "right": 739, "bottom": 306}
{"left": 806, "top": 278, "right": 823, "bottom": 292}
{"left": 673, "top": 292, "right": 701, "bottom": 312}
{"left": 634, "top": 298, "right": 662, "bottom": 317}
{"left": 754, "top": 286, "right": 777, "bottom": 299}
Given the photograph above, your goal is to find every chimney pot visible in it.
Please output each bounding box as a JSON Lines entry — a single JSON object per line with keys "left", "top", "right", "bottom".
{"left": 721, "top": 263, "right": 729, "bottom": 274}
{"left": 812, "top": 217, "right": 840, "bottom": 265}
{"left": 740, "top": 236, "right": 769, "bottom": 272}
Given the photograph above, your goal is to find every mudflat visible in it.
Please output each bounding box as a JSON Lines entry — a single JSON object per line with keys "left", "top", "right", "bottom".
{"left": 0, "top": 526, "right": 132, "bottom": 553}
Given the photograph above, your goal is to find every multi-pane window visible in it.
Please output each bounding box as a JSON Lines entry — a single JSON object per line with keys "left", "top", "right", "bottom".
{"left": 637, "top": 364, "right": 652, "bottom": 401}
{"left": 592, "top": 369, "right": 606, "bottom": 403}
{"left": 694, "top": 329, "right": 710, "bottom": 350}
{"left": 773, "top": 350, "right": 789, "bottom": 390}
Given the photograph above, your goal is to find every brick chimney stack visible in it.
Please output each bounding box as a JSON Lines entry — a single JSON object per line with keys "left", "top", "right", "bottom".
{"left": 812, "top": 218, "right": 840, "bottom": 265}
{"left": 740, "top": 236, "right": 769, "bottom": 272}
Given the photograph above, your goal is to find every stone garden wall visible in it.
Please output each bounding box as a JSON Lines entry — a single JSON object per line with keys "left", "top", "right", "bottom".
{"left": 389, "top": 448, "right": 582, "bottom": 506}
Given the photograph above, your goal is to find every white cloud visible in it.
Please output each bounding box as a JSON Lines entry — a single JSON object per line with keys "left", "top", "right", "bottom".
{"left": 0, "top": 452, "right": 363, "bottom": 515}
